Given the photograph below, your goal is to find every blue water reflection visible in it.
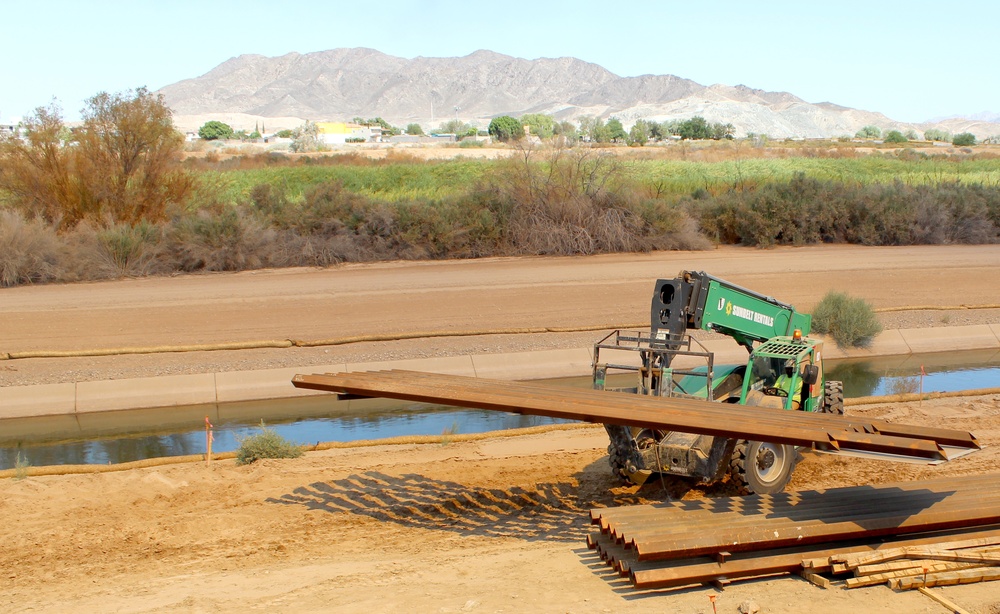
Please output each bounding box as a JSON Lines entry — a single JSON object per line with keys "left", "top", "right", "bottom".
{"left": 2, "top": 348, "right": 998, "bottom": 470}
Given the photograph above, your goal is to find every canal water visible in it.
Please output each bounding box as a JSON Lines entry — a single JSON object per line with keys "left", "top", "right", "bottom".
{"left": 2, "top": 349, "right": 998, "bottom": 470}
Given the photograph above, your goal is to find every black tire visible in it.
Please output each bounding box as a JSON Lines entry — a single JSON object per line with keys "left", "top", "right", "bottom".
{"left": 729, "top": 440, "right": 795, "bottom": 495}
{"left": 822, "top": 380, "right": 844, "bottom": 415}
{"left": 605, "top": 424, "right": 645, "bottom": 484}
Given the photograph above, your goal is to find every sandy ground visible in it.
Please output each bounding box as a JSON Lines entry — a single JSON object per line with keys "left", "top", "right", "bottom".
{"left": 3, "top": 244, "right": 1000, "bottom": 613}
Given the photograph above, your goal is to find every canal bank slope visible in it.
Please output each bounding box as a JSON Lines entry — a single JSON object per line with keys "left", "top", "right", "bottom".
{"left": 3, "top": 323, "right": 1000, "bottom": 420}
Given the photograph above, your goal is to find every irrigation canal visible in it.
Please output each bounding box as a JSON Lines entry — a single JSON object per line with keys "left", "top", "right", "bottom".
{"left": 2, "top": 350, "right": 998, "bottom": 470}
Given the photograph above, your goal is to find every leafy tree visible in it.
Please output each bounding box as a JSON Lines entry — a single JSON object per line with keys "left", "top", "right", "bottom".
{"left": 591, "top": 118, "right": 611, "bottom": 143}
{"left": 553, "top": 120, "right": 577, "bottom": 139}
{"left": 924, "top": 128, "right": 951, "bottom": 142}
{"left": 0, "top": 89, "right": 192, "bottom": 229}
{"left": 711, "top": 122, "right": 735, "bottom": 140}
{"left": 198, "top": 120, "right": 234, "bottom": 141}
{"left": 904, "top": 129, "right": 919, "bottom": 140}
{"left": 660, "top": 120, "right": 680, "bottom": 137}
{"left": 520, "top": 113, "right": 555, "bottom": 139}
{"left": 488, "top": 115, "right": 523, "bottom": 142}
{"left": 436, "top": 119, "right": 471, "bottom": 135}
{"left": 884, "top": 130, "right": 907, "bottom": 143}
{"left": 73, "top": 87, "right": 192, "bottom": 226}
{"left": 577, "top": 116, "right": 596, "bottom": 141}
{"left": 952, "top": 132, "right": 976, "bottom": 146}
{"left": 0, "top": 101, "right": 77, "bottom": 227}
{"left": 606, "top": 117, "right": 627, "bottom": 142}
{"left": 290, "top": 120, "right": 321, "bottom": 152}
{"left": 855, "top": 125, "right": 882, "bottom": 139}
{"left": 628, "top": 119, "right": 650, "bottom": 146}
{"left": 405, "top": 123, "right": 424, "bottom": 135}
{"left": 677, "top": 116, "right": 712, "bottom": 140}
{"left": 275, "top": 129, "right": 294, "bottom": 139}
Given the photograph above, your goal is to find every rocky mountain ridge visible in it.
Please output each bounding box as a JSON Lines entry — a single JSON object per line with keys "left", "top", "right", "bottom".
{"left": 159, "top": 48, "right": 1000, "bottom": 139}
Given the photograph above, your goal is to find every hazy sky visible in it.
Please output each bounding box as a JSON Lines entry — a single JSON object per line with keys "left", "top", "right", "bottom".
{"left": 1, "top": 0, "right": 995, "bottom": 124}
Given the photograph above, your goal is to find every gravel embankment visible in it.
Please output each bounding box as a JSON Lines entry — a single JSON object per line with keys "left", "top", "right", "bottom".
{"left": 2, "top": 309, "right": 997, "bottom": 388}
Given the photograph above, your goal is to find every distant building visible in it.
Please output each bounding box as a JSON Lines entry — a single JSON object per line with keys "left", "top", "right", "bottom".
{"left": 316, "top": 122, "right": 378, "bottom": 144}
{"left": 1, "top": 119, "right": 20, "bottom": 138}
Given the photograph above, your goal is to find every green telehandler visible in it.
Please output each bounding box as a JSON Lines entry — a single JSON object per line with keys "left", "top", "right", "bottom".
{"left": 595, "top": 270, "right": 844, "bottom": 494}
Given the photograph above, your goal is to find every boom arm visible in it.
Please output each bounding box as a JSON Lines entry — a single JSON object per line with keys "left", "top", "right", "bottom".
{"left": 650, "top": 270, "right": 811, "bottom": 352}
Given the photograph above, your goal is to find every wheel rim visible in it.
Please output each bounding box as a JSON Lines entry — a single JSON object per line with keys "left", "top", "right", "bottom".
{"left": 754, "top": 442, "right": 787, "bottom": 485}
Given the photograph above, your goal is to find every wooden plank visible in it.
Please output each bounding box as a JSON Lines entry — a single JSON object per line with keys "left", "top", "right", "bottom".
{"left": 845, "top": 562, "right": 980, "bottom": 588}
{"left": 893, "top": 566, "right": 1000, "bottom": 589}
{"left": 837, "top": 535, "right": 1000, "bottom": 569}
{"left": 917, "top": 587, "right": 972, "bottom": 614}
{"left": 797, "top": 569, "right": 831, "bottom": 589}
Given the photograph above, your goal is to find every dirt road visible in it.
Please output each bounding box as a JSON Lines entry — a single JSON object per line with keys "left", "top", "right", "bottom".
{"left": 2, "top": 244, "right": 1000, "bottom": 612}
{"left": 3, "top": 244, "right": 1000, "bottom": 387}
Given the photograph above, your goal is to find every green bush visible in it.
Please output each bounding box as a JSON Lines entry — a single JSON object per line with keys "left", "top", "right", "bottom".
{"left": 952, "top": 132, "right": 976, "bottom": 147}
{"left": 811, "top": 291, "right": 883, "bottom": 348}
{"left": 235, "top": 422, "right": 303, "bottom": 465}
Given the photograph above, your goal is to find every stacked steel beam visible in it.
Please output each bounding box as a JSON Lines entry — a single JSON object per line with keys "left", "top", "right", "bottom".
{"left": 291, "top": 370, "right": 981, "bottom": 462}
{"left": 588, "top": 474, "right": 1000, "bottom": 590}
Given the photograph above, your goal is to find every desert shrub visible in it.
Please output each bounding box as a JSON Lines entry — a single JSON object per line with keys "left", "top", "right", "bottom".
{"left": 248, "top": 183, "right": 288, "bottom": 216}
{"left": 14, "top": 451, "right": 30, "bottom": 480}
{"left": 0, "top": 209, "right": 62, "bottom": 286}
{"left": 94, "top": 221, "right": 162, "bottom": 277}
{"left": 811, "top": 291, "right": 883, "bottom": 348}
{"left": 165, "top": 207, "right": 283, "bottom": 272}
{"left": 693, "top": 177, "right": 1000, "bottom": 247}
{"left": 234, "top": 422, "right": 303, "bottom": 465}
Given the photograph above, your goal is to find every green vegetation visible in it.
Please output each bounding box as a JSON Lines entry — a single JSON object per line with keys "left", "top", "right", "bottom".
{"left": 235, "top": 422, "right": 303, "bottom": 465}
{"left": 855, "top": 125, "right": 882, "bottom": 139}
{"left": 488, "top": 115, "right": 523, "bottom": 142}
{"left": 520, "top": 113, "right": 555, "bottom": 139}
{"left": 953, "top": 132, "right": 977, "bottom": 146}
{"left": 884, "top": 130, "right": 907, "bottom": 144}
{"left": 673, "top": 116, "right": 735, "bottom": 140}
{"left": 3, "top": 102, "right": 1000, "bottom": 289}
{"left": 924, "top": 128, "right": 951, "bottom": 142}
{"left": 198, "top": 120, "right": 234, "bottom": 141}
{"left": 811, "top": 290, "right": 883, "bottom": 348}
{"left": 14, "top": 451, "right": 30, "bottom": 480}
{"left": 405, "top": 123, "right": 424, "bottom": 136}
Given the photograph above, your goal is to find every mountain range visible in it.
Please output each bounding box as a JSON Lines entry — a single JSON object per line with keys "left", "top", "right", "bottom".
{"left": 158, "top": 48, "right": 999, "bottom": 139}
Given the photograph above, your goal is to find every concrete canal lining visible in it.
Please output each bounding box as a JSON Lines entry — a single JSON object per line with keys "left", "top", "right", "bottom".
{"left": 2, "top": 325, "right": 999, "bottom": 420}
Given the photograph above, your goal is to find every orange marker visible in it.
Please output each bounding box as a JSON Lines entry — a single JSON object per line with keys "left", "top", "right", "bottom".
{"left": 205, "top": 416, "right": 214, "bottom": 464}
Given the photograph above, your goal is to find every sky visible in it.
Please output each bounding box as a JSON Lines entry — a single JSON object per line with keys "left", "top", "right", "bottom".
{"left": 1, "top": 0, "right": 996, "bottom": 124}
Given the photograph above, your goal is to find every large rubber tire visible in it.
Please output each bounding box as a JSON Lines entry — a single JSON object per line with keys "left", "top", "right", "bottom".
{"left": 605, "top": 424, "right": 645, "bottom": 484}
{"left": 729, "top": 440, "right": 795, "bottom": 495}
{"left": 822, "top": 380, "right": 845, "bottom": 415}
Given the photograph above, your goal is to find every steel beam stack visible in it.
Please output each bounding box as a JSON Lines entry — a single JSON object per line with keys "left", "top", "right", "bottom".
{"left": 291, "top": 370, "right": 981, "bottom": 462}
{"left": 588, "top": 474, "right": 1000, "bottom": 590}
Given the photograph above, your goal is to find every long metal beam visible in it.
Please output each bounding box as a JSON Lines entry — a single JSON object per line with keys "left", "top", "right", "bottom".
{"left": 291, "top": 370, "right": 980, "bottom": 462}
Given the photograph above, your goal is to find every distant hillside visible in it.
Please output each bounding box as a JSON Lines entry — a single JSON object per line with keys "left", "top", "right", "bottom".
{"left": 159, "top": 48, "right": 1000, "bottom": 139}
